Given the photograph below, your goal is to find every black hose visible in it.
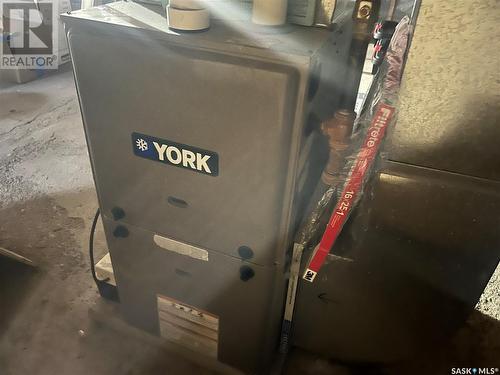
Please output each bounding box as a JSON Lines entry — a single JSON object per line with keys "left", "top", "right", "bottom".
{"left": 89, "top": 208, "right": 109, "bottom": 284}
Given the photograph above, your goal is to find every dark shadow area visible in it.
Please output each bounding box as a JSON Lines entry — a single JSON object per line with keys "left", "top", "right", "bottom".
{"left": 0, "top": 256, "right": 38, "bottom": 337}
{"left": 283, "top": 310, "right": 500, "bottom": 375}
{"left": 387, "top": 310, "right": 500, "bottom": 374}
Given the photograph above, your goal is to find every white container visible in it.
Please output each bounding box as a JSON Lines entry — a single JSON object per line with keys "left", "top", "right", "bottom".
{"left": 169, "top": 0, "right": 205, "bottom": 9}
{"left": 252, "top": 0, "right": 288, "bottom": 26}
{"left": 167, "top": 5, "right": 210, "bottom": 30}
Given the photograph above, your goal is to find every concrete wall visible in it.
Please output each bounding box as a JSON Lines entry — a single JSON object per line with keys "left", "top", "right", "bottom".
{"left": 389, "top": 0, "right": 500, "bottom": 181}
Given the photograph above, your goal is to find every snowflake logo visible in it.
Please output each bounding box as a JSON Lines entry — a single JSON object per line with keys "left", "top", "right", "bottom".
{"left": 136, "top": 138, "right": 148, "bottom": 152}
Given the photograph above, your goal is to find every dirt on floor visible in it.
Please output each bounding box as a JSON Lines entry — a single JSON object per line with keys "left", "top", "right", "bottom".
{"left": 0, "top": 68, "right": 498, "bottom": 375}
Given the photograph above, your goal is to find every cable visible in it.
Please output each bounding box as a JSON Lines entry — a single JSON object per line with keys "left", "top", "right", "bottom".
{"left": 89, "top": 208, "right": 109, "bottom": 284}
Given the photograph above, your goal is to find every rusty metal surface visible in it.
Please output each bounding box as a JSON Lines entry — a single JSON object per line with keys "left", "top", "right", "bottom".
{"left": 321, "top": 109, "right": 355, "bottom": 185}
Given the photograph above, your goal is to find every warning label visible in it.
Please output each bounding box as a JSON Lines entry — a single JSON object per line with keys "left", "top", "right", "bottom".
{"left": 157, "top": 294, "right": 219, "bottom": 358}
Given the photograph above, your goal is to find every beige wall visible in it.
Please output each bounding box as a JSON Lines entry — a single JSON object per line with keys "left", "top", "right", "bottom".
{"left": 389, "top": 0, "right": 500, "bottom": 179}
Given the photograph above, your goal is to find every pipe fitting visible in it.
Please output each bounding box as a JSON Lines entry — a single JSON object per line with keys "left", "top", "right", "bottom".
{"left": 321, "top": 109, "right": 356, "bottom": 186}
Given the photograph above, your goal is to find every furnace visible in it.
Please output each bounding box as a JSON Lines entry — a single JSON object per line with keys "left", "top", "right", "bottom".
{"left": 62, "top": 2, "right": 352, "bottom": 372}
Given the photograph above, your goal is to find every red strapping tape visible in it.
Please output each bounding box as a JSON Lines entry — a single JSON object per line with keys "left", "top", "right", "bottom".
{"left": 303, "top": 103, "right": 396, "bottom": 282}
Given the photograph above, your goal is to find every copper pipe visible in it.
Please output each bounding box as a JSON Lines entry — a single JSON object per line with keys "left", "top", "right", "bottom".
{"left": 321, "top": 109, "right": 356, "bottom": 186}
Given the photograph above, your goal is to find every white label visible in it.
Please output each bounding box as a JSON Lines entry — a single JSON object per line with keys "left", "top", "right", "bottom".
{"left": 157, "top": 295, "right": 219, "bottom": 358}
{"left": 153, "top": 235, "right": 209, "bottom": 262}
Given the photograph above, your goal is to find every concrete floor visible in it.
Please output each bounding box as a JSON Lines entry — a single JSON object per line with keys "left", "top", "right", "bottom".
{"left": 0, "top": 67, "right": 499, "bottom": 375}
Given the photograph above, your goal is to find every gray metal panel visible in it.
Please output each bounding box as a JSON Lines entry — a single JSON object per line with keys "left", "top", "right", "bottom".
{"left": 63, "top": 3, "right": 347, "bottom": 267}
{"left": 103, "top": 217, "right": 285, "bottom": 373}
{"left": 66, "top": 23, "right": 306, "bottom": 267}
{"left": 293, "top": 161, "right": 500, "bottom": 361}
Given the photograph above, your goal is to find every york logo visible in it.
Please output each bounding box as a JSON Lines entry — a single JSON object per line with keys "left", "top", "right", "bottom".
{"left": 1, "top": 0, "right": 58, "bottom": 69}
{"left": 132, "top": 133, "right": 219, "bottom": 176}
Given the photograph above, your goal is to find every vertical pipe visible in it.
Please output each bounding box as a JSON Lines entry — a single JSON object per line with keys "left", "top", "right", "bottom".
{"left": 321, "top": 109, "right": 356, "bottom": 186}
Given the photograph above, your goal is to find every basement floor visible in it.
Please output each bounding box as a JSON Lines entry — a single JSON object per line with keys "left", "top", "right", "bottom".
{"left": 0, "top": 67, "right": 499, "bottom": 375}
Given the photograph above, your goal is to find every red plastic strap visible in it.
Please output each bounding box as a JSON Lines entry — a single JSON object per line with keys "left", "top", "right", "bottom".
{"left": 303, "top": 103, "right": 396, "bottom": 282}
